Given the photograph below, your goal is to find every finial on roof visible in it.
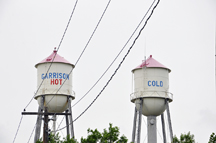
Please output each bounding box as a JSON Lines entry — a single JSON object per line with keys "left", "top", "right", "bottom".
{"left": 54, "top": 47, "right": 57, "bottom": 52}
{"left": 150, "top": 55, "right": 152, "bottom": 58}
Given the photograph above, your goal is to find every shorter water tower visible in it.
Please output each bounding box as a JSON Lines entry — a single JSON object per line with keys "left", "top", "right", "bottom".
{"left": 34, "top": 48, "right": 75, "bottom": 142}
{"left": 131, "top": 55, "right": 173, "bottom": 143}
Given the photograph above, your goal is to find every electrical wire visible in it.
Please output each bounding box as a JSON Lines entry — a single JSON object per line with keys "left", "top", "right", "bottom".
{"left": 56, "top": 118, "right": 65, "bottom": 137}
{"left": 27, "top": 123, "right": 37, "bottom": 143}
{"left": 23, "top": 0, "right": 113, "bottom": 135}
{"left": 56, "top": 0, "right": 157, "bottom": 130}
{"left": 20, "top": 0, "right": 159, "bottom": 140}
{"left": 12, "top": 115, "right": 23, "bottom": 143}
{"left": 72, "top": 0, "right": 157, "bottom": 108}
{"left": 45, "top": 0, "right": 112, "bottom": 108}
{"left": 74, "top": 0, "right": 111, "bottom": 66}
{"left": 27, "top": 120, "right": 55, "bottom": 143}
{"left": 24, "top": 0, "right": 79, "bottom": 111}
{"left": 156, "top": 116, "right": 163, "bottom": 142}
{"left": 14, "top": 1, "right": 79, "bottom": 142}
{"left": 57, "top": 0, "right": 79, "bottom": 53}
{"left": 142, "top": 116, "right": 147, "bottom": 143}
{"left": 55, "top": 0, "right": 161, "bottom": 132}
{"left": 56, "top": 116, "right": 65, "bottom": 131}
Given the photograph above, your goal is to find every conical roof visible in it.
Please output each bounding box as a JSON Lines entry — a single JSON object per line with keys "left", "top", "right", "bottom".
{"left": 35, "top": 48, "right": 74, "bottom": 67}
{"left": 132, "top": 55, "right": 171, "bottom": 72}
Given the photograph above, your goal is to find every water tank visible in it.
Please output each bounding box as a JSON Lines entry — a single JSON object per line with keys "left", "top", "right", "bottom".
{"left": 34, "top": 49, "right": 75, "bottom": 113}
{"left": 131, "top": 55, "right": 172, "bottom": 116}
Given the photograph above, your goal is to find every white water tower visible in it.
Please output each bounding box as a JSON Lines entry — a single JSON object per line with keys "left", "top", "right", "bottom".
{"left": 34, "top": 48, "right": 75, "bottom": 142}
{"left": 131, "top": 55, "right": 173, "bottom": 143}
{"left": 34, "top": 49, "right": 75, "bottom": 113}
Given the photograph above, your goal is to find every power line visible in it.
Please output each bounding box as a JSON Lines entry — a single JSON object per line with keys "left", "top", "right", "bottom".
{"left": 71, "top": 0, "right": 157, "bottom": 109}
{"left": 57, "top": 0, "right": 156, "bottom": 129}
{"left": 156, "top": 116, "right": 163, "bottom": 142}
{"left": 142, "top": 116, "right": 147, "bottom": 143}
{"left": 24, "top": 0, "right": 79, "bottom": 111}
{"left": 56, "top": 0, "right": 157, "bottom": 130}
{"left": 23, "top": 51, "right": 57, "bottom": 110}
{"left": 55, "top": 0, "right": 161, "bottom": 132}
{"left": 45, "top": 0, "right": 112, "bottom": 108}
{"left": 27, "top": 124, "right": 37, "bottom": 143}
{"left": 71, "top": 0, "right": 152, "bottom": 108}
{"left": 56, "top": 116, "right": 65, "bottom": 132}
{"left": 14, "top": 1, "right": 79, "bottom": 142}
{"left": 22, "top": 0, "right": 111, "bottom": 141}
{"left": 57, "top": 0, "right": 79, "bottom": 52}
{"left": 12, "top": 115, "right": 23, "bottom": 143}
{"left": 74, "top": 0, "right": 112, "bottom": 66}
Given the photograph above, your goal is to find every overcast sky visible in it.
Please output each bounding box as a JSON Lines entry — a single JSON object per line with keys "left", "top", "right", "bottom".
{"left": 0, "top": 0, "right": 215, "bottom": 143}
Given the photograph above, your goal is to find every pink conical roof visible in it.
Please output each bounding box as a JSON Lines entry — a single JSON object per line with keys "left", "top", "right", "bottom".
{"left": 132, "top": 55, "right": 171, "bottom": 72}
{"left": 35, "top": 48, "right": 74, "bottom": 67}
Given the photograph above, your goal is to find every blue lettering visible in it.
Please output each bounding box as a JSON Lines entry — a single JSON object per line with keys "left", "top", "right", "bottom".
{"left": 152, "top": 81, "right": 155, "bottom": 86}
{"left": 53, "top": 72, "right": 56, "bottom": 78}
{"left": 63, "top": 73, "right": 66, "bottom": 79}
{"left": 148, "top": 80, "right": 163, "bottom": 87}
{"left": 160, "top": 81, "right": 163, "bottom": 87}
{"left": 49, "top": 73, "right": 52, "bottom": 79}
{"left": 59, "top": 73, "right": 62, "bottom": 79}
{"left": 41, "top": 72, "right": 69, "bottom": 80}
{"left": 156, "top": 81, "right": 159, "bottom": 87}
{"left": 41, "top": 74, "right": 44, "bottom": 79}
{"left": 67, "top": 74, "right": 69, "bottom": 80}
{"left": 45, "top": 73, "right": 48, "bottom": 79}
{"left": 148, "top": 81, "right": 151, "bottom": 86}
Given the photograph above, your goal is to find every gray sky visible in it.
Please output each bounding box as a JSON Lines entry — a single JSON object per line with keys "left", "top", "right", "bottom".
{"left": 0, "top": 0, "right": 215, "bottom": 143}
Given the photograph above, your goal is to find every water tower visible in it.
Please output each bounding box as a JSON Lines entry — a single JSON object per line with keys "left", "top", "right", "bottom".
{"left": 131, "top": 55, "right": 173, "bottom": 143}
{"left": 34, "top": 48, "right": 75, "bottom": 142}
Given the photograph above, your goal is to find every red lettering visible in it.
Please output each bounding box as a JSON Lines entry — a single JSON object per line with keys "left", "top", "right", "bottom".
{"left": 59, "top": 79, "right": 62, "bottom": 85}
{"left": 55, "top": 79, "right": 59, "bottom": 85}
{"left": 51, "top": 79, "right": 55, "bottom": 85}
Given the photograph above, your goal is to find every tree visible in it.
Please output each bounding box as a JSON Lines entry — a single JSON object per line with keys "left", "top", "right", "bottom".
{"left": 37, "top": 123, "right": 128, "bottom": 143}
{"left": 81, "top": 123, "right": 128, "bottom": 143}
{"left": 81, "top": 128, "right": 102, "bottom": 143}
{"left": 36, "top": 133, "right": 78, "bottom": 143}
{"left": 172, "top": 132, "right": 195, "bottom": 143}
{"left": 208, "top": 132, "right": 216, "bottom": 143}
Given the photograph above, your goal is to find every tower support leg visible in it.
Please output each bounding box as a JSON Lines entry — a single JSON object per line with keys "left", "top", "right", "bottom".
{"left": 132, "top": 107, "right": 138, "bottom": 143}
{"left": 161, "top": 113, "right": 167, "bottom": 143}
{"left": 137, "top": 98, "right": 143, "bottom": 143}
{"left": 43, "top": 107, "right": 49, "bottom": 143}
{"left": 68, "top": 97, "right": 75, "bottom": 138}
{"left": 52, "top": 115, "right": 56, "bottom": 135}
{"left": 166, "top": 99, "right": 173, "bottom": 142}
{"left": 65, "top": 109, "right": 70, "bottom": 136}
{"left": 147, "top": 116, "right": 157, "bottom": 143}
{"left": 34, "top": 96, "right": 44, "bottom": 143}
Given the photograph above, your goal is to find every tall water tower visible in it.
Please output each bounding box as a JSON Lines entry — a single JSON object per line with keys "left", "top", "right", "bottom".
{"left": 131, "top": 55, "right": 173, "bottom": 143}
{"left": 34, "top": 48, "right": 75, "bottom": 142}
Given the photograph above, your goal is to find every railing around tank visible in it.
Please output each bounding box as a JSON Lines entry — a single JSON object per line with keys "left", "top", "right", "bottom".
{"left": 130, "top": 91, "right": 173, "bottom": 102}
{"left": 70, "top": 90, "right": 76, "bottom": 99}
{"left": 34, "top": 90, "right": 76, "bottom": 99}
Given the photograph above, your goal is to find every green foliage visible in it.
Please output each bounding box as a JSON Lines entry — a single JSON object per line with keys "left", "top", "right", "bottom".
{"left": 208, "top": 132, "right": 216, "bottom": 143}
{"left": 172, "top": 132, "right": 195, "bottom": 143}
{"left": 37, "top": 123, "right": 128, "bottom": 143}
{"left": 36, "top": 133, "right": 77, "bottom": 143}
{"left": 81, "top": 123, "right": 128, "bottom": 143}
{"left": 173, "top": 135, "right": 180, "bottom": 143}
{"left": 81, "top": 128, "right": 102, "bottom": 143}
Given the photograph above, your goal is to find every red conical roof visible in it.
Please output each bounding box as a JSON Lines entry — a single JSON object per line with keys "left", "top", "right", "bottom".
{"left": 35, "top": 48, "right": 74, "bottom": 67}
{"left": 132, "top": 55, "right": 171, "bottom": 72}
